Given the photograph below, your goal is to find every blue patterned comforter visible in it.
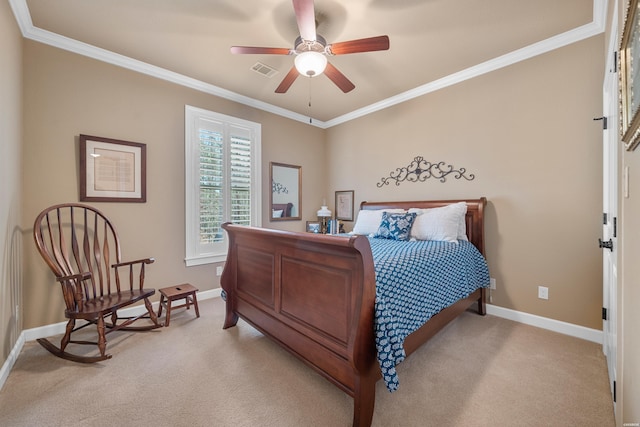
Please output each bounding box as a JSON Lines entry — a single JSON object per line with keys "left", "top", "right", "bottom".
{"left": 370, "top": 238, "right": 490, "bottom": 392}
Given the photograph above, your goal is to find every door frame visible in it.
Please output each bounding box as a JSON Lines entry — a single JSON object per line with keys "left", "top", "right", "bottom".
{"left": 602, "top": 5, "right": 618, "bottom": 413}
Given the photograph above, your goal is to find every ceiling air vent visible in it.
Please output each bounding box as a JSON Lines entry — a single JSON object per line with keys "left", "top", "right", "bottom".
{"left": 251, "top": 62, "right": 278, "bottom": 78}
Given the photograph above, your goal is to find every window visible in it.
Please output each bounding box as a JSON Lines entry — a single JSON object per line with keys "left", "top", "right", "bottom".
{"left": 185, "top": 105, "right": 261, "bottom": 266}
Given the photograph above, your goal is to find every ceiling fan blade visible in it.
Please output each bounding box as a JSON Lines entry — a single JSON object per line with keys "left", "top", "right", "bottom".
{"left": 293, "top": 0, "right": 316, "bottom": 41}
{"left": 275, "top": 66, "right": 300, "bottom": 93}
{"left": 230, "top": 46, "right": 292, "bottom": 55}
{"left": 327, "top": 35, "right": 390, "bottom": 55}
{"left": 324, "top": 62, "right": 355, "bottom": 93}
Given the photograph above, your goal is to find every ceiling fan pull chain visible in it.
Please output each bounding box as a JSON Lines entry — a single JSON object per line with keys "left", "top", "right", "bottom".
{"left": 308, "top": 78, "right": 313, "bottom": 124}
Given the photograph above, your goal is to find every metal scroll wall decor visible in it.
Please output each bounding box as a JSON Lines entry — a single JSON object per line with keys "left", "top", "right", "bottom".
{"left": 377, "top": 156, "right": 475, "bottom": 187}
{"left": 272, "top": 180, "right": 289, "bottom": 194}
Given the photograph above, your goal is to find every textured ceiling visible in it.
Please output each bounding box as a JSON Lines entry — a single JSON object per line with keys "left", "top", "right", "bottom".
{"left": 18, "top": 0, "right": 598, "bottom": 125}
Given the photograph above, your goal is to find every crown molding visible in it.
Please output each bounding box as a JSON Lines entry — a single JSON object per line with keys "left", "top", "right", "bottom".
{"left": 325, "top": 0, "right": 607, "bottom": 127}
{"left": 9, "top": 0, "right": 606, "bottom": 129}
{"left": 8, "top": 0, "right": 320, "bottom": 127}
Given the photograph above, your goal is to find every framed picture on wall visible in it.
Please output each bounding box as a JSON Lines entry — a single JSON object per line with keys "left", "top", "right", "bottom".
{"left": 335, "top": 190, "right": 354, "bottom": 221}
{"left": 620, "top": 0, "right": 640, "bottom": 151}
{"left": 79, "top": 134, "right": 147, "bottom": 202}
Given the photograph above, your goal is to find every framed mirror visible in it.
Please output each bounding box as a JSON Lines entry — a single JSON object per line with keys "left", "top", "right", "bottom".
{"left": 270, "top": 162, "right": 301, "bottom": 221}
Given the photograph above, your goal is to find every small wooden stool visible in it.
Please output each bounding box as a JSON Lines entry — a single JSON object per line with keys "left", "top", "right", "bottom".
{"left": 158, "top": 283, "right": 200, "bottom": 326}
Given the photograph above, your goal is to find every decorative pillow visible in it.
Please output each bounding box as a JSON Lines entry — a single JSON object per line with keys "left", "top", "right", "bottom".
{"left": 352, "top": 209, "right": 406, "bottom": 235}
{"left": 408, "top": 202, "right": 467, "bottom": 242}
{"left": 374, "top": 212, "right": 417, "bottom": 241}
{"left": 272, "top": 209, "right": 283, "bottom": 218}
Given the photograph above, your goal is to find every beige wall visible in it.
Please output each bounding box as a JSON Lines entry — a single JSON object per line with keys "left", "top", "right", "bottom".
{"left": 7, "top": 5, "right": 640, "bottom": 423}
{"left": 327, "top": 35, "right": 605, "bottom": 329}
{"left": 19, "top": 31, "right": 605, "bottom": 331}
{"left": 621, "top": 145, "right": 640, "bottom": 425}
{"left": 618, "top": 0, "right": 640, "bottom": 423}
{"left": 21, "top": 41, "right": 326, "bottom": 329}
{"left": 5, "top": 3, "right": 639, "bottom": 422}
{"left": 605, "top": 0, "right": 640, "bottom": 422}
{"left": 0, "top": 2, "right": 23, "bottom": 366}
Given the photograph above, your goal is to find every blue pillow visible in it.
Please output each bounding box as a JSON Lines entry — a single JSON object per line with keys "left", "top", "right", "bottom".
{"left": 374, "top": 212, "right": 417, "bottom": 241}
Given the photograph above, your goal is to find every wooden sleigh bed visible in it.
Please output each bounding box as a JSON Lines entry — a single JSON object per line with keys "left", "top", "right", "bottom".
{"left": 220, "top": 198, "right": 488, "bottom": 426}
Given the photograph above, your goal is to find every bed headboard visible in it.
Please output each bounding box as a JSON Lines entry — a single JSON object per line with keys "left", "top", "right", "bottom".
{"left": 359, "top": 198, "right": 487, "bottom": 256}
{"left": 272, "top": 202, "right": 293, "bottom": 217}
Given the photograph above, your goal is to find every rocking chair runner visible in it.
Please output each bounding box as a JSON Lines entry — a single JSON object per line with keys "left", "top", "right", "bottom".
{"left": 33, "top": 203, "right": 162, "bottom": 363}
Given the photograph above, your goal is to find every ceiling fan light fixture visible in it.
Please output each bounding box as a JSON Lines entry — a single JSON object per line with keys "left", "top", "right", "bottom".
{"left": 294, "top": 51, "right": 327, "bottom": 77}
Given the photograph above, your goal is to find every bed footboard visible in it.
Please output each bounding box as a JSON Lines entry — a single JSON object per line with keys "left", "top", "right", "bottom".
{"left": 220, "top": 198, "right": 488, "bottom": 426}
{"left": 221, "top": 223, "right": 379, "bottom": 426}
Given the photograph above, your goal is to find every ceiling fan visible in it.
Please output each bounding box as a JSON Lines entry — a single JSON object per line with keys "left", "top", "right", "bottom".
{"left": 230, "top": 0, "right": 390, "bottom": 94}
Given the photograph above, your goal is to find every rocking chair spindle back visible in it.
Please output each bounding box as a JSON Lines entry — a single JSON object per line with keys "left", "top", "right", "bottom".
{"left": 33, "top": 203, "right": 162, "bottom": 363}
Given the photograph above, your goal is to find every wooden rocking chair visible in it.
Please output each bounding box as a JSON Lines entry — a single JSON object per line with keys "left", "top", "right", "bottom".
{"left": 33, "top": 203, "right": 162, "bottom": 363}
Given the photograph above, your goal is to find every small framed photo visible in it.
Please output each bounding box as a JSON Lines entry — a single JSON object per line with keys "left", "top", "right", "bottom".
{"left": 80, "top": 134, "right": 146, "bottom": 202}
{"left": 335, "top": 190, "right": 354, "bottom": 221}
{"left": 306, "top": 221, "right": 321, "bottom": 233}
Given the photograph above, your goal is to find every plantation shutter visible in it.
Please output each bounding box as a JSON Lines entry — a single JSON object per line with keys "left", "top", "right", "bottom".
{"left": 229, "top": 129, "right": 252, "bottom": 226}
{"left": 185, "top": 105, "right": 261, "bottom": 266}
{"left": 198, "top": 125, "right": 224, "bottom": 244}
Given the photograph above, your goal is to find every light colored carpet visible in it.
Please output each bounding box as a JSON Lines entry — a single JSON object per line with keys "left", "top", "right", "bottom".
{"left": 0, "top": 297, "right": 614, "bottom": 426}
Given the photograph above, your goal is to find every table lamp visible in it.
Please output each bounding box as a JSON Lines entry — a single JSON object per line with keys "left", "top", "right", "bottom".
{"left": 317, "top": 205, "right": 332, "bottom": 234}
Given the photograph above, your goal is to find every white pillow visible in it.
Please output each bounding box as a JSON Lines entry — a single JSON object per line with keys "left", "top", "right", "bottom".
{"left": 352, "top": 209, "right": 406, "bottom": 235}
{"left": 408, "top": 202, "right": 467, "bottom": 242}
{"left": 457, "top": 206, "right": 469, "bottom": 241}
{"left": 272, "top": 209, "right": 283, "bottom": 218}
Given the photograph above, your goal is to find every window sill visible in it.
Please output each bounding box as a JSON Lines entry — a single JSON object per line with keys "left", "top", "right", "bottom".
{"left": 185, "top": 253, "right": 226, "bottom": 267}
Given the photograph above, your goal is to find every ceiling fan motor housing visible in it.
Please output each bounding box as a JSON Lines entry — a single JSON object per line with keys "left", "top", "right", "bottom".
{"left": 294, "top": 35, "right": 328, "bottom": 55}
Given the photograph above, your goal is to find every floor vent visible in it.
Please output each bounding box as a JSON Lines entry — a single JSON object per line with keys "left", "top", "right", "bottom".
{"left": 251, "top": 62, "right": 278, "bottom": 78}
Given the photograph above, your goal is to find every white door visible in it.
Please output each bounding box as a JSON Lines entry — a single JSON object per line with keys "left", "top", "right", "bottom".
{"left": 601, "top": 17, "right": 618, "bottom": 408}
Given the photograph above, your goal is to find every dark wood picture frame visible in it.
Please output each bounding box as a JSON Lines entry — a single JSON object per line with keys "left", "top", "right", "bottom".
{"left": 79, "top": 134, "right": 147, "bottom": 202}
{"left": 335, "top": 190, "right": 354, "bottom": 221}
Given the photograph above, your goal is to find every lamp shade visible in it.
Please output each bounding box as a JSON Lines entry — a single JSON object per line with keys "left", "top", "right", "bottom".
{"left": 317, "top": 205, "right": 332, "bottom": 217}
{"left": 295, "top": 51, "right": 328, "bottom": 77}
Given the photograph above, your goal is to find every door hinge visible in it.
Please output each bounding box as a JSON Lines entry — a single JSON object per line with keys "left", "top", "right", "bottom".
{"left": 603, "top": 212, "right": 608, "bottom": 225}
{"left": 602, "top": 307, "right": 608, "bottom": 320}
{"left": 614, "top": 51, "right": 618, "bottom": 73}
{"left": 614, "top": 217, "right": 617, "bottom": 238}
{"left": 613, "top": 380, "right": 617, "bottom": 402}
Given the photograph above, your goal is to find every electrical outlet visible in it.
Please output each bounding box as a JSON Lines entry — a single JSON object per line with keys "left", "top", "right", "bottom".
{"left": 216, "top": 266, "right": 223, "bottom": 276}
{"left": 490, "top": 278, "right": 496, "bottom": 290}
{"left": 538, "top": 286, "right": 549, "bottom": 300}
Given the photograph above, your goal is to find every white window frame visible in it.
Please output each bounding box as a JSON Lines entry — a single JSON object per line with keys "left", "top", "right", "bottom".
{"left": 185, "top": 105, "right": 261, "bottom": 266}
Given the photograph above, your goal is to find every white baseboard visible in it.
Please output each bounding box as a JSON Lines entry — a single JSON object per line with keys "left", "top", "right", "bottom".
{"left": 486, "top": 304, "right": 603, "bottom": 344}
{"left": 0, "top": 288, "right": 221, "bottom": 391}
{"left": 22, "top": 288, "right": 221, "bottom": 341}
{"left": 0, "top": 332, "right": 25, "bottom": 393}
{"left": 1, "top": 293, "right": 600, "bottom": 392}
